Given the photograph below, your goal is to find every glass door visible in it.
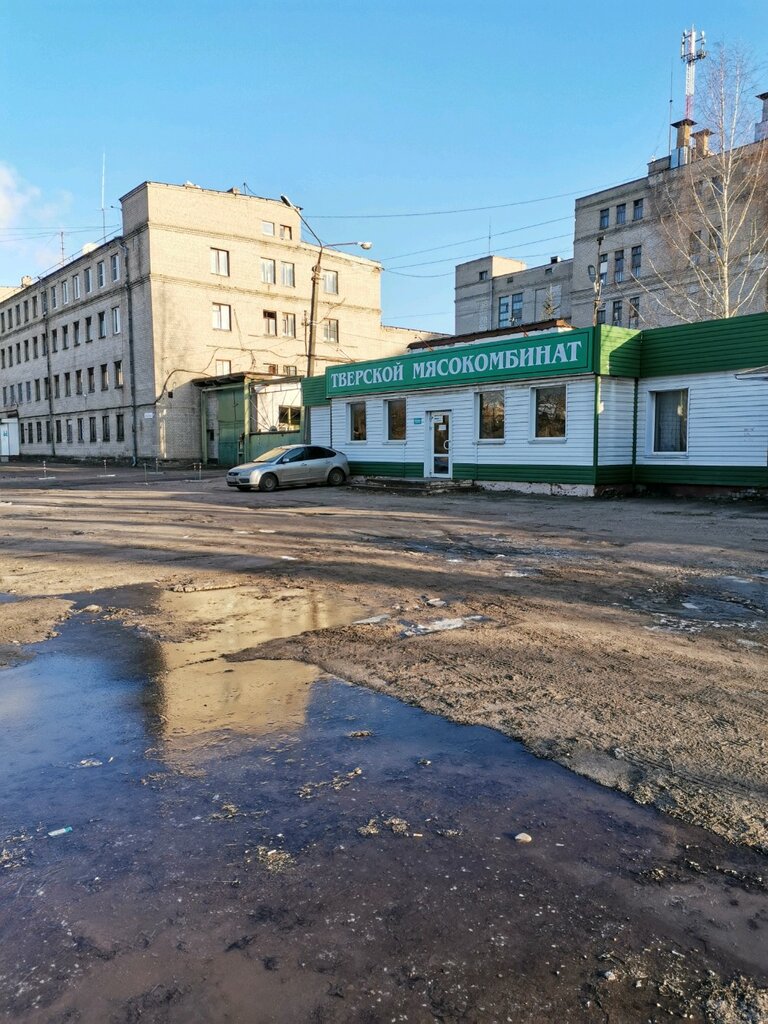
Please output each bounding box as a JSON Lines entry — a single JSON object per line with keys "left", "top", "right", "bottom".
{"left": 428, "top": 411, "right": 451, "bottom": 477}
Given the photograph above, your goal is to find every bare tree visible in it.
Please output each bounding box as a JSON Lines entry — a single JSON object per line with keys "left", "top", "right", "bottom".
{"left": 644, "top": 44, "right": 768, "bottom": 323}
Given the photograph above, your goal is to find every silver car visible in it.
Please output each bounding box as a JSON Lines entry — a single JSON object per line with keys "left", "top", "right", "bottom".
{"left": 226, "top": 444, "right": 350, "bottom": 492}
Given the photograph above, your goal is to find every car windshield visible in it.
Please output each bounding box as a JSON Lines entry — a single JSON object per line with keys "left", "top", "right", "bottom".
{"left": 252, "top": 446, "right": 294, "bottom": 463}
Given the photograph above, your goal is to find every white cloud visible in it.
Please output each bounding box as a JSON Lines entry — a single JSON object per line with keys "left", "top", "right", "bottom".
{"left": 0, "top": 162, "right": 41, "bottom": 229}
{"left": 0, "top": 163, "right": 75, "bottom": 283}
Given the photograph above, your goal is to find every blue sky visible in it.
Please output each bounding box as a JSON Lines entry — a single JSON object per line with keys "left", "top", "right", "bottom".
{"left": 1, "top": 0, "right": 766, "bottom": 334}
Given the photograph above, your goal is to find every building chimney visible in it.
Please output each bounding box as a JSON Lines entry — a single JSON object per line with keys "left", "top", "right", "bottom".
{"left": 549, "top": 256, "right": 561, "bottom": 264}
{"left": 670, "top": 118, "right": 695, "bottom": 168}
{"left": 692, "top": 127, "right": 712, "bottom": 158}
{"left": 755, "top": 92, "right": 768, "bottom": 142}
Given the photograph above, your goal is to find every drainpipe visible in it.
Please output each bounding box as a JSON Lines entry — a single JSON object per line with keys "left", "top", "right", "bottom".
{"left": 119, "top": 240, "right": 139, "bottom": 466}
{"left": 40, "top": 293, "right": 56, "bottom": 456}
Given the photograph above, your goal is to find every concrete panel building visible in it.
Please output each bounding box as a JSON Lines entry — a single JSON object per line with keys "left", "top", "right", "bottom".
{"left": 455, "top": 255, "right": 572, "bottom": 335}
{"left": 0, "top": 181, "right": 437, "bottom": 462}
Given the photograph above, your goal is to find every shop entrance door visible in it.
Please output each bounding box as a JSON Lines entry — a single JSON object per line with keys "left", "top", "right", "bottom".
{"left": 426, "top": 411, "right": 452, "bottom": 478}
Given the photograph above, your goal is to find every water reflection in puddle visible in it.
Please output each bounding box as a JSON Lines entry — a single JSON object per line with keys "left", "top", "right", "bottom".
{"left": 1, "top": 612, "right": 767, "bottom": 1022}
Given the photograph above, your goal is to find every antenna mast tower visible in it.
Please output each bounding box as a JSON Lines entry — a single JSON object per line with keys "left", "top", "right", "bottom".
{"left": 681, "top": 26, "right": 706, "bottom": 121}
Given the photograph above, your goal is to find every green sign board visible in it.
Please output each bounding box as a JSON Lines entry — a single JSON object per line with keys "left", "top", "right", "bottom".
{"left": 325, "top": 329, "right": 594, "bottom": 398}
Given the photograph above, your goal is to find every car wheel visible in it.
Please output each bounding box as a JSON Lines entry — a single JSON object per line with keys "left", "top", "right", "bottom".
{"left": 258, "top": 473, "right": 278, "bottom": 492}
{"left": 236, "top": 485, "right": 251, "bottom": 492}
{"left": 327, "top": 467, "right": 346, "bottom": 486}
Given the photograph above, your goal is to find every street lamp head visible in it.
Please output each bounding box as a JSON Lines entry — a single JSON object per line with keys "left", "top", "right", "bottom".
{"left": 587, "top": 264, "right": 596, "bottom": 283}
{"left": 279, "top": 194, "right": 294, "bottom": 209}
{"left": 359, "top": 241, "right": 373, "bottom": 250}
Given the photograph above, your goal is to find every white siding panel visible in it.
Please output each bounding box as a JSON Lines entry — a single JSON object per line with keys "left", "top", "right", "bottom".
{"left": 637, "top": 371, "right": 768, "bottom": 467}
{"left": 598, "top": 377, "right": 635, "bottom": 466}
{"left": 309, "top": 406, "right": 331, "bottom": 446}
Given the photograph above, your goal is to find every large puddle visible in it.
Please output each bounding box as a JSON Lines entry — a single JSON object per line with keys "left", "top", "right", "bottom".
{"left": 1, "top": 607, "right": 767, "bottom": 1022}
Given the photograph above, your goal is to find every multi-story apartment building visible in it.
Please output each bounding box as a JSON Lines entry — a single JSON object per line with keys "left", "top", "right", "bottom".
{"left": 456, "top": 92, "right": 768, "bottom": 334}
{"left": 0, "top": 181, "right": 435, "bottom": 461}
{"left": 455, "top": 255, "right": 572, "bottom": 335}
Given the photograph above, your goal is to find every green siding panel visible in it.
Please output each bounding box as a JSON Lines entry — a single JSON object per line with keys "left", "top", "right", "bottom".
{"left": 348, "top": 461, "right": 424, "bottom": 478}
{"left": 596, "top": 326, "right": 642, "bottom": 377}
{"left": 635, "top": 464, "right": 768, "bottom": 487}
{"left": 302, "top": 375, "right": 329, "bottom": 407}
{"left": 640, "top": 312, "right": 768, "bottom": 377}
{"left": 453, "top": 463, "right": 595, "bottom": 484}
{"left": 595, "top": 464, "right": 634, "bottom": 484}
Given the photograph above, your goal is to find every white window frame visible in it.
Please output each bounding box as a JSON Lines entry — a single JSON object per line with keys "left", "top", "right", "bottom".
{"left": 529, "top": 384, "right": 568, "bottom": 442}
{"left": 323, "top": 319, "right": 339, "bottom": 344}
{"left": 212, "top": 302, "right": 231, "bottom": 331}
{"left": 348, "top": 400, "right": 367, "bottom": 442}
{"left": 280, "top": 261, "right": 295, "bottom": 287}
{"left": 647, "top": 388, "right": 690, "bottom": 458}
{"left": 210, "top": 248, "right": 230, "bottom": 276}
{"left": 111, "top": 306, "right": 121, "bottom": 334}
{"left": 72, "top": 274, "right": 81, "bottom": 299}
{"left": 97, "top": 261, "right": 105, "bottom": 288}
{"left": 84, "top": 267, "right": 92, "bottom": 294}
{"left": 215, "top": 359, "right": 232, "bottom": 375}
{"left": 281, "top": 312, "right": 296, "bottom": 337}
{"left": 384, "top": 397, "right": 407, "bottom": 443}
{"left": 261, "top": 221, "right": 275, "bottom": 236}
{"left": 110, "top": 254, "right": 120, "bottom": 282}
{"left": 323, "top": 269, "right": 339, "bottom": 294}
{"left": 61, "top": 279, "right": 69, "bottom": 304}
{"left": 475, "top": 389, "right": 506, "bottom": 444}
{"left": 260, "top": 258, "right": 276, "bottom": 284}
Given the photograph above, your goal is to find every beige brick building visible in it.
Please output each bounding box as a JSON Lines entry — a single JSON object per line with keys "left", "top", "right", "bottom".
{"left": 0, "top": 181, "right": 436, "bottom": 461}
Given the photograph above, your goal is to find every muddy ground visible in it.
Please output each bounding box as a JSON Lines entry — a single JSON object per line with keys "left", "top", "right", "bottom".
{"left": 1, "top": 464, "right": 767, "bottom": 1021}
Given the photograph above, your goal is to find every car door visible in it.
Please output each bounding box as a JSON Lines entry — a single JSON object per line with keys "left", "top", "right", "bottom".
{"left": 276, "top": 447, "right": 310, "bottom": 486}
{"left": 304, "top": 446, "right": 334, "bottom": 483}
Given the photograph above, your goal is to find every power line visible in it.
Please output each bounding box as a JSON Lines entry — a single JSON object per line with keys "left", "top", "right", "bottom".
{"left": 384, "top": 244, "right": 574, "bottom": 279}
{"left": 379, "top": 216, "right": 572, "bottom": 264}
{"left": 308, "top": 174, "right": 644, "bottom": 220}
{"left": 386, "top": 232, "right": 573, "bottom": 272}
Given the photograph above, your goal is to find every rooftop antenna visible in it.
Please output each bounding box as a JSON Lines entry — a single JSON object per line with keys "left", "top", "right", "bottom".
{"left": 681, "top": 26, "right": 706, "bottom": 122}
{"left": 100, "top": 151, "right": 106, "bottom": 239}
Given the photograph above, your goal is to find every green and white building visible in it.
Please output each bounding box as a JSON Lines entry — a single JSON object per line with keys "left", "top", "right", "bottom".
{"left": 302, "top": 313, "right": 768, "bottom": 495}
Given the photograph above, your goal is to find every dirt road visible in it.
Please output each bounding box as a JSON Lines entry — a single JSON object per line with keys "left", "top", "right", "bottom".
{"left": 1, "top": 465, "right": 767, "bottom": 1021}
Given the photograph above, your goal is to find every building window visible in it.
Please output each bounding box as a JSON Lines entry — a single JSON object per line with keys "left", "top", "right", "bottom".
{"left": 279, "top": 224, "right": 292, "bottom": 240}
{"left": 261, "top": 258, "right": 276, "bottom": 284}
{"left": 116, "top": 413, "right": 124, "bottom": 442}
{"left": 61, "top": 325, "right": 68, "bottom": 349}
{"left": 87, "top": 367, "right": 95, "bottom": 393}
{"left": 24, "top": 339, "right": 29, "bottom": 361}
{"left": 278, "top": 405, "right": 301, "bottom": 431}
{"left": 64, "top": 372, "right": 71, "bottom": 397}
{"left": 73, "top": 321, "right": 80, "bottom": 346}
{"left": 97, "top": 261, "right": 105, "bottom": 288}
{"left": 27, "top": 423, "right": 33, "bottom": 444}
{"left": 36, "top": 421, "right": 42, "bottom": 443}
{"left": 263, "top": 310, "right": 277, "bottom": 335}
{"left": 85, "top": 316, "right": 93, "bottom": 342}
{"left": 211, "top": 248, "right": 230, "bottom": 276}
{"left": 84, "top": 268, "right": 92, "bottom": 293}
{"left": 66, "top": 419, "right": 73, "bottom": 444}
{"left": 599, "top": 208, "right": 609, "bottom": 229}
{"left": 212, "top": 303, "right": 231, "bottom": 330}
{"left": 282, "top": 364, "right": 297, "bottom": 376}
{"left": 55, "top": 420, "right": 62, "bottom": 444}
{"left": 478, "top": 390, "right": 505, "bottom": 440}
{"left": 350, "top": 401, "right": 366, "bottom": 441}
{"left": 111, "top": 306, "right": 121, "bottom": 334}
{"left": 53, "top": 375, "right": 60, "bottom": 398}
{"left": 89, "top": 416, "right": 97, "bottom": 443}
{"left": 114, "top": 360, "right": 123, "bottom": 387}
{"left": 613, "top": 250, "right": 624, "bottom": 284}
{"left": 280, "top": 261, "right": 295, "bottom": 287}
{"left": 75, "top": 370, "right": 82, "bottom": 395}
{"left": 62, "top": 279, "right": 69, "bottom": 303}
{"left": 34, "top": 379, "right": 40, "bottom": 401}
{"left": 498, "top": 296, "right": 510, "bottom": 328}
{"left": 33, "top": 337, "right": 38, "bottom": 358}
{"left": 9, "top": 384, "right": 14, "bottom": 404}
{"left": 77, "top": 418, "right": 84, "bottom": 443}
{"left": 51, "top": 330, "right": 58, "bottom": 353}
{"left": 102, "top": 415, "right": 110, "bottom": 442}
{"left": 215, "top": 359, "right": 231, "bottom": 375}
{"left": 73, "top": 274, "right": 81, "bottom": 299}
{"left": 510, "top": 293, "right": 523, "bottom": 323}
{"left": 652, "top": 389, "right": 688, "bottom": 453}
{"left": 98, "top": 311, "right": 107, "bottom": 338}
{"left": 628, "top": 296, "right": 640, "bottom": 329}
{"left": 281, "top": 312, "right": 296, "bottom": 337}
{"left": 616, "top": 203, "right": 626, "bottom": 225}
{"left": 386, "top": 398, "right": 406, "bottom": 441}
{"left": 633, "top": 198, "right": 644, "bottom": 221}
{"left": 534, "top": 384, "right": 566, "bottom": 439}
{"left": 631, "top": 245, "right": 642, "bottom": 275}
{"left": 100, "top": 364, "right": 109, "bottom": 390}
{"left": 612, "top": 299, "right": 623, "bottom": 326}
{"left": 262, "top": 221, "right": 275, "bottom": 236}
{"left": 478, "top": 270, "right": 489, "bottom": 281}
{"left": 32, "top": 296, "right": 38, "bottom": 317}
{"left": 23, "top": 300, "right": 28, "bottom": 322}
{"left": 323, "top": 269, "right": 338, "bottom": 294}
{"left": 25, "top": 381, "right": 31, "bottom": 402}
{"left": 50, "top": 285, "right": 57, "bottom": 309}
{"left": 323, "top": 319, "right": 339, "bottom": 343}
{"left": 110, "top": 254, "right": 120, "bottom": 282}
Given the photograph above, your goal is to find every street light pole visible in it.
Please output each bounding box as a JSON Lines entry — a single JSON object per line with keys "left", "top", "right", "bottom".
{"left": 279, "top": 195, "right": 371, "bottom": 382}
{"left": 587, "top": 234, "right": 605, "bottom": 327}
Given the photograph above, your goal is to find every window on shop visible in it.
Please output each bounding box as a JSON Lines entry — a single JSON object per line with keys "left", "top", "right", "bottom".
{"left": 652, "top": 389, "right": 688, "bottom": 453}
{"left": 478, "top": 390, "right": 504, "bottom": 440}
{"left": 534, "top": 385, "right": 566, "bottom": 439}
{"left": 386, "top": 398, "right": 406, "bottom": 441}
{"left": 349, "top": 401, "right": 366, "bottom": 441}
